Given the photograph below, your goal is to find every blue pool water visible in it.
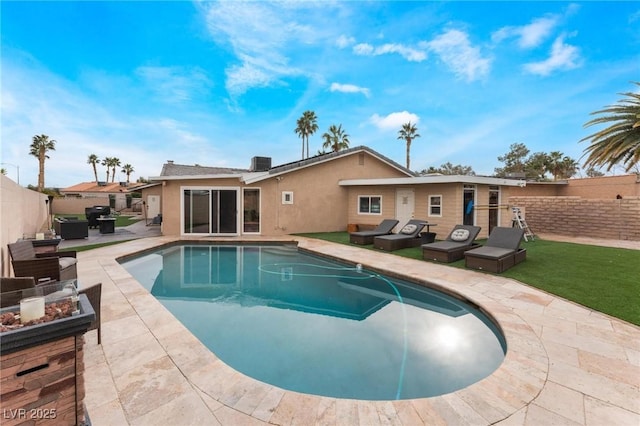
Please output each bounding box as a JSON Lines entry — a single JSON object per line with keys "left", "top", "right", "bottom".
{"left": 120, "top": 244, "right": 506, "bottom": 400}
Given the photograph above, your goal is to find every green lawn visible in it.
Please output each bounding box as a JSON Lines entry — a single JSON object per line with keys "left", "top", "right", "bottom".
{"left": 56, "top": 214, "right": 142, "bottom": 227}
{"left": 297, "top": 232, "right": 640, "bottom": 326}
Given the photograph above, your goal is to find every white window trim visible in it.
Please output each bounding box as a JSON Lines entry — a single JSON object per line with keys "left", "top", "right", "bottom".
{"left": 428, "top": 194, "right": 442, "bottom": 217}
{"left": 358, "top": 195, "right": 382, "bottom": 215}
{"left": 282, "top": 191, "right": 294, "bottom": 205}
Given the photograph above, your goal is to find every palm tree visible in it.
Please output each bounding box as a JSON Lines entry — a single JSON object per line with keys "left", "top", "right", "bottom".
{"left": 109, "top": 157, "right": 121, "bottom": 182}
{"left": 101, "top": 157, "right": 112, "bottom": 182}
{"left": 87, "top": 154, "right": 100, "bottom": 182}
{"left": 121, "top": 164, "right": 134, "bottom": 184}
{"left": 294, "top": 110, "right": 319, "bottom": 159}
{"left": 580, "top": 82, "right": 640, "bottom": 172}
{"left": 322, "top": 124, "right": 350, "bottom": 153}
{"left": 397, "top": 122, "right": 420, "bottom": 170}
{"left": 546, "top": 151, "right": 579, "bottom": 180}
{"left": 28, "top": 134, "right": 56, "bottom": 192}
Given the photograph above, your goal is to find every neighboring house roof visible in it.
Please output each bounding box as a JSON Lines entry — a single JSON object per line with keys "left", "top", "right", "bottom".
{"left": 60, "top": 181, "right": 144, "bottom": 194}
{"left": 339, "top": 175, "right": 527, "bottom": 187}
{"left": 150, "top": 146, "right": 415, "bottom": 184}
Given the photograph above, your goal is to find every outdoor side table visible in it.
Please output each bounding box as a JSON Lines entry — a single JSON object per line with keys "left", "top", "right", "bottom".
{"left": 97, "top": 217, "right": 116, "bottom": 234}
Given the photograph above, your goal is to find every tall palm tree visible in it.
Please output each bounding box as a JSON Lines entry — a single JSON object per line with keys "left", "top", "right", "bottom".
{"left": 546, "top": 151, "right": 579, "bottom": 180}
{"left": 87, "top": 154, "right": 100, "bottom": 182}
{"left": 397, "top": 122, "right": 420, "bottom": 170}
{"left": 322, "top": 124, "right": 350, "bottom": 153}
{"left": 121, "top": 164, "right": 134, "bottom": 184}
{"left": 294, "top": 110, "right": 319, "bottom": 159}
{"left": 28, "top": 134, "right": 56, "bottom": 192}
{"left": 109, "top": 157, "right": 121, "bottom": 182}
{"left": 101, "top": 157, "right": 112, "bottom": 182}
{"left": 580, "top": 82, "right": 640, "bottom": 172}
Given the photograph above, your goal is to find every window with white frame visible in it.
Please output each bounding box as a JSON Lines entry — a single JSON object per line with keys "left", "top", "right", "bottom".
{"left": 358, "top": 195, "right": 382, "bottom": 214}
{"left": 428, "top": 195, "right": 442, "bottom": 217}
{"left": 282, "top": 191, "right": 294, "bottom": 204}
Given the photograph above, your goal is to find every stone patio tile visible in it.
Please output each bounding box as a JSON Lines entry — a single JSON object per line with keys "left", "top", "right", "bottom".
{"left": 375, "top": 401, "right": 402, "bottom": 425}
{"left": 158, "top": 329, "right": 219, "bottom": 376}
{"left": 409, "top": 398, "right": 448, "bottom": 425}
{"left": 82, "top": 338, "right": 106, "bottom": 368}
{"left": 250, "top": 386, "right": 285, "bottom": 422}
{"left": 355, "top": 400, "right": 382, "bottom": 425}
{"left": 578, "top": 349, "right": 640, "bottom": 387}
{"left": 231, "top": 379, "right": 274, "bottom": 416}
{"left": 84, "top": 361, "right": 119, "bottom": 410}
{"left": 211, "top": 405, "right": 266, "bottom": 426}
{"left": 524, "top": 404, "right": 583, "bottom": 425}
{"left": 542, "top": 326, "right": 627, "bottom": 360}
{"left": 456, "top": 385, "right": 514, "bottom": 423}
{"left": 440, "top": 392, "right": 491, "bottom": 425}
{"left": 625, "top": 347, "right": 640, "bottom": 367}
{"left": 393, "top": 400, "right": 425, "bottom": 426}
{"left": 114, "top": 355, "right": 193, "bottom": 420}
{"left": 583, "top": 394, "right": 640, "bottom": 424}
{"left": 531, "top": 381, "right": 585, "bottom": 424}
{"left": 543, "top": 340, "right": 580, "bottom": 367}
{"left": 188, "top": 360, "right": 243, "bottom": 401}
{"left": 334, "top": 398, "right": 360, "bottom": 425}
{"left": 578, "top": 322, "right": 640, "bottom": 352}
{"left": 102, "top": 330, "right": 166, "bottom": 379}
{"left": 547, "top": 360, "right": 639, "bottom": 410}
{"left": 269, "top": 392, "right": 319, "bottom": 425}
{"left": 86, "top": 398, "right": 128, "bottom": 426}
{"left": 493, "top": 406, "right": 526, "bottom": 426}
{"left": 129, "top": 391, "right": 218, "bottom": 426}
{"left": 100, "top": 292, "right": 137, "bottom": 323}
{"left": 314, "top": 398, "right": 338, "bottom": 425}
{"left": 101, "top": 313, "right": 151, "bottom": 346}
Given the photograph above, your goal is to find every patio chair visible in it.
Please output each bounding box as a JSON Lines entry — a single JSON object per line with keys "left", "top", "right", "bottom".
{"left": 8, "top": 240, "right": 78, "bottom": 283}
{"left": 464, "top": 227, "right": 527, "bottom": 273}
{"left": 349, "top": 219, "right": 399, "bottom": 245}
{"left": 79, "top": 282, "right": 102, "bottom": 344}
{"left": 0, "top": 277, "right": 36, "bottom": 308}
{"left": 373, "top": 219, "right": 427, "bottom": 251}
{"left": 422, "top": 225, "right": 482, "bottom": 263}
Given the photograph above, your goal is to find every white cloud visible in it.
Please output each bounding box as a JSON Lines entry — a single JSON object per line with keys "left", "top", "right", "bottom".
{"left": 330, "top": 83, "right": 370, "bottom": 97}
{"left": 135, "top": 66, "right": 212, "bottom": 103}
{"left": 523, "top": 33, "right": 581, "bottom": 76}
{"left": 336, "top": 34, "right": 355, "bottom": 48}
{"left": 353, "top": 42, "right": 427, "bottom": 62}
{"left": 369, "top": 111, "right": 420, "bottom": 131}
{"left": 492, "top": 15, "right": 559, "bottom": 48}
{"left": 423, "top": 29, "right": 491, "bottom": 81}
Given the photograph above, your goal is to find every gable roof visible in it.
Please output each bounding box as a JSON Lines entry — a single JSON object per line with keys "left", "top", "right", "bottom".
{"left": 339, "top": 174, "right": 527, "bottom": 187}
{"left": 150, "top": 146, "right": 415, "bottom": 184}
{"left": 60, "top": 181, "right": 144, "bottom": 194}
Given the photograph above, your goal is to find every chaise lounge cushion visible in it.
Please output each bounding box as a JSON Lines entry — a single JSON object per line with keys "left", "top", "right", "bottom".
{"left": 450, "top": 229, "right": 470, "bottom": 241}
{"left": 400, "top": 224, "right": 418, "bottom": 234}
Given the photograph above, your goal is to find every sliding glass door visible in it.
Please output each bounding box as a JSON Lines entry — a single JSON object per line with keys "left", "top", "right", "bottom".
{"left": 183, "top": 188, "right": 238, "bottom": 235}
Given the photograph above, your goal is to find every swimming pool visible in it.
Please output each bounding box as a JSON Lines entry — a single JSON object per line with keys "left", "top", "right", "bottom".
{"left": 120, "top": 243, "right": 506, "bottom": 400}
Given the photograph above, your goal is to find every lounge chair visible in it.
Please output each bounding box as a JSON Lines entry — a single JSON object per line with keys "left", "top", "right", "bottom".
{"left": 422, "top": 225, "right": 482, "bottom": 263}
{"left": 79, "top": 282, "right": 102, "bottom": 344}
{"left": 464, "top": 227, "right": 527, "bottom": 273}
{"left": 8, "top": 240, "right": 78, "bottom": 282}
{"left": 349, "top": 219, "right": 399, "bottom": 245}
{"left": 0, "top": 277, "right": 36, "bottom": 308}
{"left": 373, "top": 219, "right": 427, "bottom": 251}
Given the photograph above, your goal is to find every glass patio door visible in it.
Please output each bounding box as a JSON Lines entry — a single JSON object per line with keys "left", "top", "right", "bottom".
{"left": 183, "top": 188, "right": 238, "bottom": 235}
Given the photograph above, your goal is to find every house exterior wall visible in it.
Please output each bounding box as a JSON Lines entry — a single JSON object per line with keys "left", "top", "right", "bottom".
{"left": 348, "top": 183, "right": 517, "bottom": 239}
{"left": 159, "top": 151, "right": 409, "bottom": 237}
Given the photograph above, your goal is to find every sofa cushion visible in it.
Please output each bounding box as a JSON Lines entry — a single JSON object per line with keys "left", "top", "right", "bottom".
{"left": 450, "top": 229, "right": 470, "bottom": 241}
{"left": 400, "top": 224, "right": 417, "bottom": 235}
{"left": 59, "top": 257, "right": 78, "bottom": 270}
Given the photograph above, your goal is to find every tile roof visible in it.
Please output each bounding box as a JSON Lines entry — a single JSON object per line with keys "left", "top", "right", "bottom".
{"left": 60, "top": 181, "right": 143, "bottom": 193}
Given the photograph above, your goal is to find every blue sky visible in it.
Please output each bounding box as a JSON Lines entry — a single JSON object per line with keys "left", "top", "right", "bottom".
{"left": 1, "top": 1, "right": 639, "bottom": 188}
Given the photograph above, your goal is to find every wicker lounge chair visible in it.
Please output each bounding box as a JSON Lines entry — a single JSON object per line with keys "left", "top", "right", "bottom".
{"left": 8, "top": 240, "right": 78, "bottom": 282}
{"left": 349, "top": 219, "right": 399, "bottom": 245}
{"left": 0, "top": 277, "right": 37, "bottom": 308}
{"left": 373, "top": 219, "right": 427, "bottom": 251}
{"left": 79, "top": 283, "right": 102, "bottom": 344}
{"left": 422, "top": 225, "right": 482, "bottom": 263}
{"left": 464, "top": 227, "right": 526, "bottom": 273}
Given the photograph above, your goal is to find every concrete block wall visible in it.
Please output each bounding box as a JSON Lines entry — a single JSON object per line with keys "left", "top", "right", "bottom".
{"left": 509, "top": 196, "right": 640, "bottom": 241}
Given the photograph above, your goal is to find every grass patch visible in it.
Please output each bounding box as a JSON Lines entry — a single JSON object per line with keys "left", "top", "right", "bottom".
{"left": 68, "top": 240, "right": 133, "bottom": 252}
{"left": 297, "top": 232, "right": 640, "bottom": 326}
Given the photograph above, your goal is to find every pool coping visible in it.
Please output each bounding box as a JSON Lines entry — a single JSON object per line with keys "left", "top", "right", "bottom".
{"left": 79, "top": 236, "right": 640, "bottom": 425}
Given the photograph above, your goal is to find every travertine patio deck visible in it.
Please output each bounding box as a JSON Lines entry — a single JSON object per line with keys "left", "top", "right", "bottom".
{"left": 79, "top": 236, "right": 640, "bottom": 425}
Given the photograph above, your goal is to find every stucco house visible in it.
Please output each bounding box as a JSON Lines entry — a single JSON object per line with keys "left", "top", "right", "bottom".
{"left": 144, "top": 146, "right": 527, "bottom": 239}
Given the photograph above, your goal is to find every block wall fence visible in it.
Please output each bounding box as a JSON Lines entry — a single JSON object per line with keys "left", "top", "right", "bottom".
{"left": 508, "top": 196, "right": 640, "bottom": 241}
